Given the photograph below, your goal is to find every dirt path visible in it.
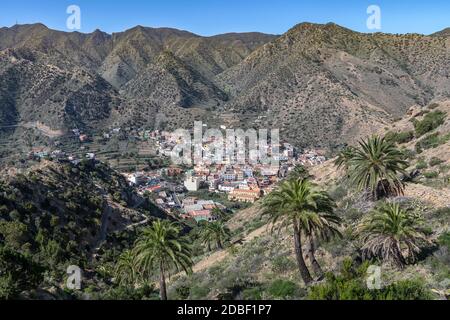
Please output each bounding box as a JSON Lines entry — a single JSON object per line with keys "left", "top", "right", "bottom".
{"left": 24, "top": 122, "right": 66, "bottom": 138}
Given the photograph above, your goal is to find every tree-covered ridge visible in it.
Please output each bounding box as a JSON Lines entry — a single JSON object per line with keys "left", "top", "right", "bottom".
{"left": 0, "top": 159, "right": 165, "bottom": 299}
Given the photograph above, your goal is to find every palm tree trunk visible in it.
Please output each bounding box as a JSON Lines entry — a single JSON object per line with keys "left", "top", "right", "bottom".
{"left": 393, "top": 241, "right": 406, "bottom": 269}
{"left": 293, "top": 221, "right": 313, "bottom": 285}
{"left": 159, "top": 265, "right": 168, "bottom": 300}
{"left": 306, "top": 235, "right": 324, "bottom": 280}
{"left": 217, "top": 239, "right": 223, "bottom": 250}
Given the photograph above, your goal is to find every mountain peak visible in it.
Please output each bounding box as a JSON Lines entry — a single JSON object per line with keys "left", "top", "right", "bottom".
{"left": 123, "top": 25, "right": 199, "bottom": 38}
{"left": 9, "top": 23, "right": 49, "bottom": 32}
{"left": 288, "top": 22, "right": 354, "bottom": 34}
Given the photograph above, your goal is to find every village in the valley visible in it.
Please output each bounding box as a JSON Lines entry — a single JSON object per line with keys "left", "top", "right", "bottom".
{"left": 124, "top": 129, "right": 327, "bottom": 223}
{"left": 26, "top": 126, "right": 327, "bottom": 223}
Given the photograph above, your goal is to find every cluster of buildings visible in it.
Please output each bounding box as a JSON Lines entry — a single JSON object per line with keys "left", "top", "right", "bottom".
{"left": 28, "top": 148, "right": 96, "bottom": 164}
{"left": 180, "top": 198, "right": 226, "bottom": 222}
{"left": 179, "top": 150, "right": 326, "bottom": 204}
{"left": 123, "top": 170, "right": 226, "bottom": 222}
{"left": 142, "top": 129, "right": 327, "bottom": 204}
{"left": 297, "top": 150, "right": 327, "bottom": 167}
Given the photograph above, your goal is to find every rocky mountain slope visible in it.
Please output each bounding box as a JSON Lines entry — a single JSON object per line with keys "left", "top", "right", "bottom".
{"left": 218, "top": 23, "right": 450, "bottom": 149}
{"left": 1, "top": 23, "right": 450, "bottom": 153}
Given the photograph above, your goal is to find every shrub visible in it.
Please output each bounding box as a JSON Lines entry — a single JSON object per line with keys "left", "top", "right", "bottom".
{"left": 308, "top": 260, "right": 432, "bottom": 300}
{"left": 271, "top": 256, "right": 296, "bottom": 273}
{"left": 385, "top": 131, "right": 414, "bottom": 144}
{"left": 432, "top": 207, "right": 450, "bottom": 220}
{"left": 329, "top": 185, "right": 348, "bottom": 201}
{"left": 8, "top": 210, "right": 21, "bottom": 221}
{"left": 413, "top": 111, "right": 447, "bottom": 137}
{"left": 379, "top": 279, "right": 433, "bottom": 300}
{"left": 401, "top": 148, "right": 417, "bottom": 160}
{"left": 189, "top": 285, "right": 210, "bottom": 299}
{"left": 429, "top": 157, "right": 444, "bottom": 167}
{"left": 415, "top": 160, "right": 428, "bottom": 170}
{"left": 0, "top": 247, "right": 44, "bottom": 299}
{"left": 424, "top": 171, "right": 439, "bottom": 179}
{"left": 100, "top": 284, "right": 158, "bottom": 300}
{"left": 267, "top": 279, "right": 298, "bottom": 299}
{"left": 415, "top": 132, "right": 449, "bottom": 151}
{"left": 0, "top": 221, "right": 28, "bottom": 250}
{"left": 173, "top": 284, "right": 191, "bottom": 300}
{"left": 242, "top": 286, "right": 264, "bottom": 300}
{"left": 438, "top": 232, "right": 450, "bottom": 251}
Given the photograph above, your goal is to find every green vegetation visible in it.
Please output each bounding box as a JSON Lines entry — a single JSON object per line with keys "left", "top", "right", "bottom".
{"left": 0, "top": 160, "right": 166, "bottom": 300}
{"left": 267, "top": 279, "right": 298, "bottom": 299}
{"left": 429, "top": 157, "right": 445, "bottom": 167}
{"left": 413, "top": 110, "right": 447, "bottom": 137}
{"left": 186, "top": 190, "right": 251, "bottom": 211}
{"left": 385, "top": 130, "right": 414, "bottom": 144}
{"left": 335, "top": 136, "right": 408, "bottom": 200}
{"left": 132, "top": 220, "right": 193, "bottom": 300}
{"left": 416, "top": 159, "right": 428, "bottom": 170}
{"left": 199, "top": 221, "right": 232, "bottom": 251}
{"left": 424, "top": 171, "right": 439, "bottom": 179}
{"left": 288, "top": 165, "right": 312, "bottom": 180}
{"left": 262, "top": 179, "right": 341, "bottom": 284}
{"left": 416, "top": 132, "right": 450, "bottom": 152}
{"left": 356, "top": 203, "right": 429, "bottom": 268}
{"left": 0, "top": 247, "right": 44, "bottom": 299}
{"left": 0, "top": 130, "right": 447, "bottom": 301}
{"left": 334, "top": 146, "right": 356, "bottom": 172}
{"left": 438, "top": 232, "right": 450, "bottom": 250}
{"left": 308, "top": 259, "right": 432, "bottom": 300}
{"left": 114, "top": 250, "right": 137, "bottom": 288}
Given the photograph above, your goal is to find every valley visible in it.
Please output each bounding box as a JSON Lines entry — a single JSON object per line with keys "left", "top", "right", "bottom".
{"left": 0, "top": 21, "right": 449, "bottom": 301}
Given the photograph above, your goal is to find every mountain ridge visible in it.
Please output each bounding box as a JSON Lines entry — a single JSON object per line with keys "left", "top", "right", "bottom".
{"left": 0, "top": 22, "right": 449, "bottom": 154}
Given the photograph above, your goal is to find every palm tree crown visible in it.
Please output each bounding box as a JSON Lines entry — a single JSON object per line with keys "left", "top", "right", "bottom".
{"left": 264, "top": 179, "right": 339, "bottom": 236}
{"left": 114, "top": 250, "right": 138, "bottom": 287}
{"left": 262, "top": 179, "right": 341, "bottom": 284}
{"left": 211, "top": 206, "right": 226, "bottom": 221}
{"left": 336, "top": 136, "right": 408, "bottom": 200}
{"left": 199, "top": 221, "right": 231, "bottom": 250}
{"left": 357, "top": 202, "right": 429, "bottom": 268}
{"left": 334, "top": 146, "right": 356, "bottom": 172}
{"left": 133, "top": 220, "right": 192, "bottom": 300}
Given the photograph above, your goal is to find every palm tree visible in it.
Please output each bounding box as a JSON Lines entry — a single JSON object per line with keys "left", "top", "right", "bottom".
{"left": 114, "top": 250, "right": 138, "bottom": 287}
{"left": 288, "top": 165, "right": 312, "bottom": 180}
{"left": 133, "top": 220, "right": 193, "bottom": 300}
{"left": 262, "top": 179, "right": 341, "bottom": 284}
{"left": 211, "top": 206, "right": 226, "bottom": 221}
{"left": 199, "top": 221, "right": 231, "bottom": 250}
{"left": 356, "top": 202, "right": 429, "bottom": 268}
{"left": 305, "top": 211, "right": 342, "bottom": 280}
{"left": 334, "top": 146, "right": 356, "bottom": 172}
{"left": 336, "top": 136, "right": 408, "bottom": 200}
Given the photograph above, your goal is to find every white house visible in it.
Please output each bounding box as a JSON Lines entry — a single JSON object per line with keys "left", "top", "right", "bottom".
{"left": 184, "top": 176, "right": 201, "bottom": 192}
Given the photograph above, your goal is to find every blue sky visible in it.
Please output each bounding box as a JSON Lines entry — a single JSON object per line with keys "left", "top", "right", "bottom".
{"left": 0, "top": 0, "right": 449, "bottom": 35}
